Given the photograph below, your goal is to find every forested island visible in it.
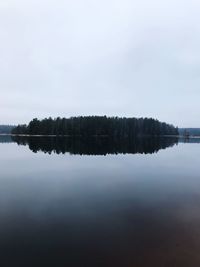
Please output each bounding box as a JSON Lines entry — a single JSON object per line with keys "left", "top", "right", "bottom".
{"left": 12, "top": 116, "right": 178, "bottom": 137}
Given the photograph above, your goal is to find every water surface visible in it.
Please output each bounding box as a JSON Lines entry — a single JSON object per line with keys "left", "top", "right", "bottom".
{"left": 0, "top": 136, "right": 200, "bottom": 266}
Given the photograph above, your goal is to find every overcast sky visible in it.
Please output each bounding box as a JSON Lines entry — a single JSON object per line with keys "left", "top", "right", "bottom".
{"left": 1, "top": 0, "right": 200, "bottom": 127}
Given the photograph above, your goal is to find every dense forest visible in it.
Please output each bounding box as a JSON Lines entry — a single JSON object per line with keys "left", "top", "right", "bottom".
{"left": 12, "top": 116, "right": 179, "bottom": 137}
{"left": 0, "top": 125, "right": 15, "bottom": 134}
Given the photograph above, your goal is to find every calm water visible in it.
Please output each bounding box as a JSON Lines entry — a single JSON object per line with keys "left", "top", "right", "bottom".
{"left": 0, "top": 136, "right": 200, "bottom": 266}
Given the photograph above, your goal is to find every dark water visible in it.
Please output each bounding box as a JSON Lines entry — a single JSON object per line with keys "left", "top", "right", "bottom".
{"left": 0, "top": 136, "right": 200, "bottom": 266}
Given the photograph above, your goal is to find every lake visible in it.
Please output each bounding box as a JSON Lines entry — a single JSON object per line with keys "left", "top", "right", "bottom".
{"left": 0, "top": 136, "right": 200, "bottom": 266}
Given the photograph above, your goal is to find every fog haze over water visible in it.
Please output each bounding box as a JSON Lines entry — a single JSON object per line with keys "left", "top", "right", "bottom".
{"left": 1, "top": 0, "right": 200, "bottom": 126}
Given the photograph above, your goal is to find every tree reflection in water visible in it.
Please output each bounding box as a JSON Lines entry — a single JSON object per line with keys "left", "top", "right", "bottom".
{"left": 11, "top": 136, "right": 178, "bottom": 155}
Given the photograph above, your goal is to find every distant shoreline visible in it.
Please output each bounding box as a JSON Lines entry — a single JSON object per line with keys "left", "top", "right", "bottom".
{"left": 2, "top": 133, "right": 200, "bottom": 138}
{"left": 0, "top": 134, "right": 183, "bottom": 137}
{"left": 1, "top": 134, "right": 200, "bottom": 139}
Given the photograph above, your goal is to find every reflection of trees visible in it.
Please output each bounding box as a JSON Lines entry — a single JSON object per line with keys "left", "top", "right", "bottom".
{"left": 11, "top": 136, "right": 178, "bottom": 156}
{"left": 179, "top": 137, "right": 200, "bottom": 144}
{"left": 0, "top": 136, "right": 13, "bottom": 143}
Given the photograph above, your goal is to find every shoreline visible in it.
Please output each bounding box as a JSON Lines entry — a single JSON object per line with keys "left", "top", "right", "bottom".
{"left": 1, "top": 134, "right": 200, "bottom": 138}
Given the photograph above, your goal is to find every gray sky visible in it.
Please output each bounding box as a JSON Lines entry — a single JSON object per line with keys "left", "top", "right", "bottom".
{"left": 1, "top": 0, "right": 200, "bottom": 127}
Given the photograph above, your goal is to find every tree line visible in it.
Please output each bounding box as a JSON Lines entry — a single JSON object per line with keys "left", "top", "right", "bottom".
{"left": 0, "top": 125, "right": 15, "bottom": 134}
{"left": 12, "top": 116, "right": 179, "bottom": 137}
{"left": 179, "top": 128, "right": 200, "bottom": 137}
